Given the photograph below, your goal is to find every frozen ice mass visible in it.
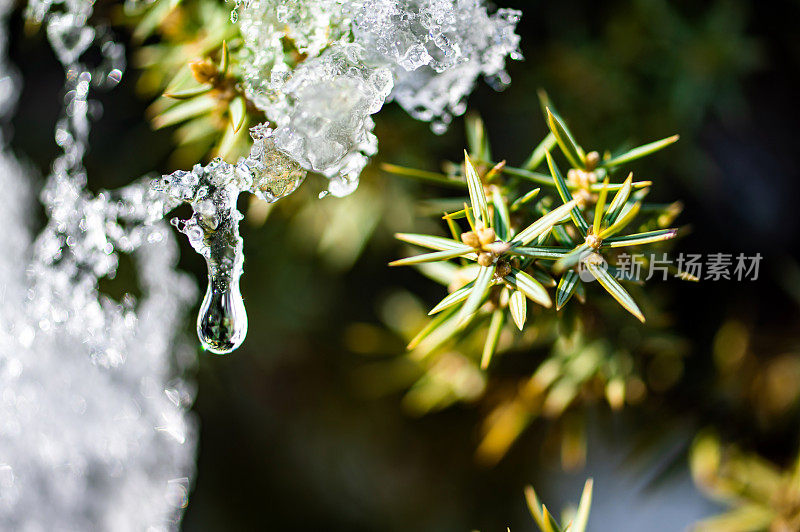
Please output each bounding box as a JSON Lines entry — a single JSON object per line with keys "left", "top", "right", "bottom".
{"left": 237, "top": 0, "right": 522, "bottom": 191}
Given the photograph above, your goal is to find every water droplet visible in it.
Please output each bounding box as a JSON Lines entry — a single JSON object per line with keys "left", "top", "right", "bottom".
{"left": 197, "top": 278, "right": 247, "bottom": 355}
{"left": 107, "top": 68, "right": 123, "bottom": 86}
{"left": 160, "top": 159, "right": 253, "bottom": 355}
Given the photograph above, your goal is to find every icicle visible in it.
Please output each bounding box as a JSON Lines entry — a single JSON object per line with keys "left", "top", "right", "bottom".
{"left": 155, "top": 128, "right": 306, "bottom": 354}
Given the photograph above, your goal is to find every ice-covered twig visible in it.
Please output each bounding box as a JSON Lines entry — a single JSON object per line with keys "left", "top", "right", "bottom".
{"left": 237, "top": 0, "right": 522, "bottom": 192}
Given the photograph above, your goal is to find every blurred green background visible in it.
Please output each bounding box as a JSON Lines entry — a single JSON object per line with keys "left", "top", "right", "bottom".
{"left": 7, "top": 0, "right": 800, "bottom": 529}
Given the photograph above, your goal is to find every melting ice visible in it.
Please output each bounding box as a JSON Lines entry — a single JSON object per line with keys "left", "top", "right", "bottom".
{"left": 155, "top": 127, "right": 306, "bottom": 354}
{"left": 236, "top": 0, "right": 522, "bottom": 192}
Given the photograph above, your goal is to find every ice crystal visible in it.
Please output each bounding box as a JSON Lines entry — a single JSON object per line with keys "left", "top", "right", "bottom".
{"left": 0, "top": 0, "right": 198, "bottom": 528}
{"left": 269, "top": 43, "right": 393, "bottom": 196}
{"left": 236, "top": 0, "right": 522, "bottom": 193}
{"left": 383, "top": 4, "right": 522, "bottom": 132}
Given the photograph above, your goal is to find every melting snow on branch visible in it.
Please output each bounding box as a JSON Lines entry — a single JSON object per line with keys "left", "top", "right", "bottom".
{"left": 237, "top": 0, "right": 522, "bottom": 195}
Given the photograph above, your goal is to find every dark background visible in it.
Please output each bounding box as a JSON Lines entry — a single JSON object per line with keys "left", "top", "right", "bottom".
{"left": 7, "top": 0, "right": 800, "bottom": 530}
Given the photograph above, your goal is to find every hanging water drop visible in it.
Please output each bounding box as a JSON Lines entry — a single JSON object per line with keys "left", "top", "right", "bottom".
{"left": 155, "top": 129, "right": 308, "bottom": 354}
{"left": 156, "top": 159, "right": 250, "bottom": 354}
{"left": 190, "top": 206, "right": 248, "bottom": 355}
{"left": 197, "top": 276, "right": 247, "bottom": 354}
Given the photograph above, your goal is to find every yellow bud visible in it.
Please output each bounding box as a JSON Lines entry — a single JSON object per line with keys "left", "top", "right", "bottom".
{"left": 189, "top": 59, "right": 218, "bottom": 84}
{"left": 460, "top": 231, "right": 480, "bottom": 248}
{"left": 586, "top": 151, "right": 600, "bottom": 170}
{"left": 477, "top": 227, "right": 496, "bottom": 246}
{"left": 477, "top": 253, "right": 494, "bottom": 267}
{"left": 567, "top": 168, "right": 579, "bottom": 185}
